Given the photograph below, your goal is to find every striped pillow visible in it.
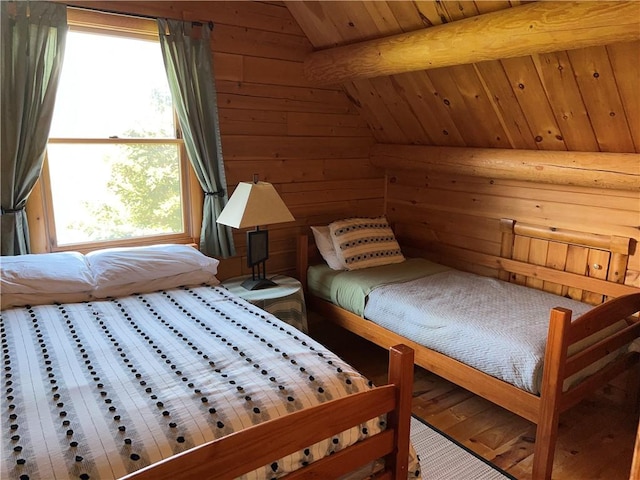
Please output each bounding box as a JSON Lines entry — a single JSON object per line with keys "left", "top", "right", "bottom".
{"left": 329, "top": 217, "right": 405, "bottom": 270}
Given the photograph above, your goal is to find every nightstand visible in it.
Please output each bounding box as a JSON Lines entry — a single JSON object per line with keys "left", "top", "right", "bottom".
{"left": 221, "top": 274, "right": 308, "bottom": 333}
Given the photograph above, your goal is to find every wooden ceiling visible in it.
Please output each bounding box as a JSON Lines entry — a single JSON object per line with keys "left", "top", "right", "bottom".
{"left": 285, "top": 1, "right": 640, "bottom": 153}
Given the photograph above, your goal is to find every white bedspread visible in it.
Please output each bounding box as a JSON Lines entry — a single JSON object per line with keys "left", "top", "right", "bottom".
{"left": 364, "top": 270, "right": 593, "bottom": 394}
{"left": 1, "top": 285, "right": 420, "bottom": 479}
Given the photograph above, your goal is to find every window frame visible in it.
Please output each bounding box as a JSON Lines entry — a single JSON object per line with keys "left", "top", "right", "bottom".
{"left": 30, "top": 8, "right": 201, "bottom": 254}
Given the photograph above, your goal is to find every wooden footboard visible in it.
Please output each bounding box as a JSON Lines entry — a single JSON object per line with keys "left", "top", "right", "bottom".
{"left": 297, "top": 218, "right": 640, "bottom": 480}
{"left": 122, "top": 344, "right": 414, "bottom": 480}
{"left": 535, "top": 292, "right": 640, "bottom": 478}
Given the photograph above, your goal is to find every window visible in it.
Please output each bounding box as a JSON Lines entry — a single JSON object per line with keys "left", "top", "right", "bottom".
{"left": 39, "top": 10, "right": 195, "bottom": 251}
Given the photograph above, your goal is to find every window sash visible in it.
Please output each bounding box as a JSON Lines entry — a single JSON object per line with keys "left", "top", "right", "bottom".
{"left": 31, "top": 8, "right": 199, "bottom": 254}
{"left": 42, "top": 140, "right": 194, "bottom": 251}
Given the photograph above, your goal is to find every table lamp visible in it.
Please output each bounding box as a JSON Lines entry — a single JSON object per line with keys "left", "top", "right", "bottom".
{"left": 216, "top": 175, "right": 295, "bottom": 290}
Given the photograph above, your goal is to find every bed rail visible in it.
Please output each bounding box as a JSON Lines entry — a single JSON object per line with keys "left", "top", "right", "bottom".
{"left": 121, "top": 344, "right": 415, "bottom": 480}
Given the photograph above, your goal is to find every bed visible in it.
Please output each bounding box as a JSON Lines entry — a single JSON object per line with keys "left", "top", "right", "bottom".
{"left": 296, "top": 217, "right": 640, "bottom": 480}
{"left": 0, "top": 244, "right": 420, "bottom": 480}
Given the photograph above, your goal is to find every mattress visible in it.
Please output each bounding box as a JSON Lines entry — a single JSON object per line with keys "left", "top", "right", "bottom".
{"left": 1, "top": 285, "right": 420, "bottom": 479}
{"left": 307, "top": 262, "right": 610, "bottom": 394}
{"left": 307, "top": 258, "right": 450, "bottom": 316}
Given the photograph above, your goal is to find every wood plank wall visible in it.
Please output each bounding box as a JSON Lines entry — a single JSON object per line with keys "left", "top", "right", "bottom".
{"left": 385, "top": 170, "right": 640, "bottom": 289}
{"left": 56, "top": 1, "right": 381, "bottom": 279}
{"left": 47, "top": 1, "right": 638, "bottom": 291}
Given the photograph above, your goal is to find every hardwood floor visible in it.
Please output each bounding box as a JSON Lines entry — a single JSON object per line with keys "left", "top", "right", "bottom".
{"left": 308, "top": 314, "right": 640, "bottom": 480}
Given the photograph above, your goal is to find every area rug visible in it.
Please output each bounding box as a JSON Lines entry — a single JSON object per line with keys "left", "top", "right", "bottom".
{"left": 411, "top": 416, "right": 517, "bottom": 480}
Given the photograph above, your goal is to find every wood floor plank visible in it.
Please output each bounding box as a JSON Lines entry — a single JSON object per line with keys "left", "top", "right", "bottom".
{"left": 425, "top": 395, "right": 493, "bottom": 431}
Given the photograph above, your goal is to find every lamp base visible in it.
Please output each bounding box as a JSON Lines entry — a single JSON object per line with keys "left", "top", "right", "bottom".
{"left": 241, "top": 277, "right": 277, "bottom": 290}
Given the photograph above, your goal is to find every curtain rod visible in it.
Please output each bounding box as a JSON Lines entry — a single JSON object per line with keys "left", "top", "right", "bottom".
{"left": 67, "top": 4, "right": 214, "bottom": 30}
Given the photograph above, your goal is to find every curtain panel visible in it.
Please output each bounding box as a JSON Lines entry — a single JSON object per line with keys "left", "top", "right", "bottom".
{"left": 1, "top": 1, "right": 67, "bottom": 255}
{"left": 157, "top": 19, "right": 235, "bottom": 258}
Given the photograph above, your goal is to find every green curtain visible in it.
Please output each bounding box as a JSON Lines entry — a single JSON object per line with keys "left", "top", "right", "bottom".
{"left": 1, "top": 2, "right": 67, "bottom": 255}
{"left": 157, "top": 19, "right": 235, "bottom": 258}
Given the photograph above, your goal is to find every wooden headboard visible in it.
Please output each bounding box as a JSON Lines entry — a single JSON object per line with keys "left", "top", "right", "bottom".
{"left": 498, "top": 219, "right": 636, "bottom": 305}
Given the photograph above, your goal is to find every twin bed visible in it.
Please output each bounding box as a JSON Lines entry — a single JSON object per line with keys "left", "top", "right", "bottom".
{"left": 0, "top": 244, "right": 420, "bottom": 480}
{"left": 297, "top": 217, "right": 640, "bottom": 480}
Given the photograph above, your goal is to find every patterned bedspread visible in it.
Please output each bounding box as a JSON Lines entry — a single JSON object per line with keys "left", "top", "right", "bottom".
{"left": 1, "top": 285, "right": 420, "bottom": 479}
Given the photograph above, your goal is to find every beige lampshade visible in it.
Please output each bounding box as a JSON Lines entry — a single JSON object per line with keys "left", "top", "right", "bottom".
{"left": 216, "top": 181, "right": 295, "bottom": 228}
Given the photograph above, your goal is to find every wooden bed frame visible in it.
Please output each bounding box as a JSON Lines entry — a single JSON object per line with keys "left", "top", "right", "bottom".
{"left": 296, "top": 218, "right": 640, "bottom": 480}
{"left": 122, "top": 344, "right": 414, "bottom": 480}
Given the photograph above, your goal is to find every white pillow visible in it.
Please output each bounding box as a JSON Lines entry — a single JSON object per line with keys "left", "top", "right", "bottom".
{"left": 1, "top": 251, "right": 95, "bottom": 309}
{"left": 311, "top": 226, "right": 344, "bottom": 270}
{"left": 86, "top": 244, "right": 220, "bottom": 298}
{"left": 329, "top": 217, "right": 405, "bottom": 271}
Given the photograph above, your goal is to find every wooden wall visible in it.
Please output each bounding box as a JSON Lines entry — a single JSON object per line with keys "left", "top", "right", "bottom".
{"left": 54, "top": 0, "right": 382, "bottom": 279}
{"left": 386, "top": 169, "right": 639, "bottom": 287}
{"left": 286, "top": 0, "right": 640, "bottom": 291}
{"left": 48, "top": 1, "right": 639, "bottom": 291}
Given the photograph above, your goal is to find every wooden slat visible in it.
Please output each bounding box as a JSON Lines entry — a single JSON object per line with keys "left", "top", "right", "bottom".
{"left": 532, "top": 50, "right": 600, "bottom": 152}
{"left": 225, "top": 158, "right": 380, "bottom": 185}
{"left": 567, "top": 292, "right": 640, "bottom": 343}
{"left": 512, "top": 235, "right": 531, "bottom": 286}
{"left": 583, "top": 248, "right": 610, "bottom": 304}
{"left": 211, "top": 23, "right": 311, "bottom": 62}
{"left": 526, "top": 238, "right": 549, "bottom": 290}
{"left": 222, "top": 135, "right": 374, "bottom": 160}
{"left": 565, "top": 245, "right": 589, "bottom": 302}
{"left": 609, "top": 252, "right": 630, "bottom": 287}
{"left": 390, "top": 73, "right": 464, "bottom": 146}
{"left": 559, "top": 353, "right": 640, "bottom": 414}
{"left": 568, "top": 45, "right": 636, "bottom": 153}
{"left": 123, "top": 384, "right": 397, "bottom": 480}
{"left": 497, "top": 257, "right": 639, "bottom": 299}
{"left": 426, "top": 66, "right": 509, "bottom": 148}
{"left": 219, "top": 108, "right": 287, "bottom": 136}
{"left": 607, "top": 41, "right": 640, "bottom": 151}
{"left": 513, "top": 221, "right": 631, "bottom": 255}
{"left": 284, "top": 431, "right": 395, "bottom": 480}
{"left": 543, "top": 242, "right": 569, "bottom": 296}
{"left": 344, "top": 80, "right": 409, "bottom": 143}
{"left": 473, "top": 60, "right": 538, "bottom": 150}
{"left": 565, "top": 322, "right": 640, "bottom": 378}
{"left": 498, "top": 218, "right": 515, "bottom": 281}
{"left": 369, "top": 76, "right": 430, "bottom": 144}
{"left": 500, "top": 54, "right": 567, "bottom": 150}
{"left": 216, "top": 80, "right": 357, "bottom": 114}
{"left": 287, "top": 112, "right": 371, "bottom": 137}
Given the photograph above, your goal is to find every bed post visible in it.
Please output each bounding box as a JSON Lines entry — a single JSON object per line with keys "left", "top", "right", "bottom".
{"left": 499, "top": 218, "right": 515, "bottom": 282}
{"left": 297, "top": 234, "right": 309, "bottom": 292}
{"left": 386, "top": 344, "right": 415, "bottom": 480}
{"left": 533, "top": 307, "right": 572, "bottom": 480}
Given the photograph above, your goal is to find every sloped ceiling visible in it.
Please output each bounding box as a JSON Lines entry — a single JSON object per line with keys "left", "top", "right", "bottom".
{"left": 285, "top": 1, "right": 640, "bottom": 153}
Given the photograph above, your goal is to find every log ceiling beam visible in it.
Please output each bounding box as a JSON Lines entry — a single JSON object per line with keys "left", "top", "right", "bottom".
{"left": 370, "top": 144, "right": 640, "bottom": 191}
{"left": 304, "top": 1, "right": 640, "bottom": 85}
